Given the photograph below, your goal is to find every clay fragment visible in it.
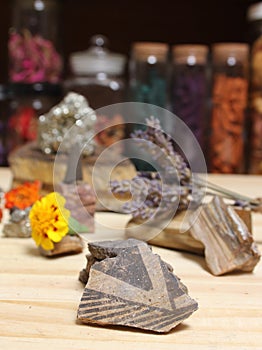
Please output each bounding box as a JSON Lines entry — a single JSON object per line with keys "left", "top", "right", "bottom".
{"left": 190, "top": 196, "right": 261, "bottom": 275}
{"left": 39, "top": 234, "right": 84, "bottom": 257}
{"left": 78, "top": 239, "right": 198, "bottom": 333}
{"left": 57, "top": 181, "right": 95, "bottom": 232}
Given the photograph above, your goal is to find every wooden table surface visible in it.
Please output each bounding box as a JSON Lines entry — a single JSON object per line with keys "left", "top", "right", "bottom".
{"left": 0, "top": 169, "right": 262, "bottom": 350}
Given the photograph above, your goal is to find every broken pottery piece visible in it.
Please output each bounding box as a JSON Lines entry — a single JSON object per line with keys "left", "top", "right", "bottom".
{"left": 58, "top": 182, "right": 95, "bottom": 232}
{"left": 77, "top": 239, "right": 198, "bottom": 333}
{"left": 189, "top": 196, "right": 261, "bottom": 275}
{"left": 39, "top": 234, "right": 84, "bottom": 257}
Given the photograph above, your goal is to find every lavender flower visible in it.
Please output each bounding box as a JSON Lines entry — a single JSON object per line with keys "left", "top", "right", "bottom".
{"left": 111, "top": 117, "right": 197, "bottom": 221}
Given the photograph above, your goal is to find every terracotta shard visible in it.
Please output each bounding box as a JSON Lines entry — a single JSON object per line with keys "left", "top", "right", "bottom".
{"left": 189, "top": 196, "right": 261, "bottom": 275}
{"left": 77, "top": 239, "right": 198, "bottom": 333}
{"left": 57, "top": 181, "right": 96, "bottom": 232}
{"left": 39, "top": 234, "right": 84, "bottom": 257}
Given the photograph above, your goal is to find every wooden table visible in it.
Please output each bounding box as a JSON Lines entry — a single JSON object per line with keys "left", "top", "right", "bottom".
{"left": 0, "top": 170, "right": 262, "bottom": 350}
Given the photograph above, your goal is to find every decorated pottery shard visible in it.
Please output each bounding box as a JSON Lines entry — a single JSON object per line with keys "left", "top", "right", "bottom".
{"left": 77, "top": 239, "right": 198, "bottom": 333}
{"left": 189, "top": 196, "right": 261, "bottom": 276}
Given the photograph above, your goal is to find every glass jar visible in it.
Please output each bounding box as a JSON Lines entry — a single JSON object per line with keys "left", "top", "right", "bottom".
{"left": 7, "top": 83, "right": 62, "bottom": 152}
{"left": 0, "top": 85, "right": 10, "bottom": 166}
{"left": 209, "top": 43, "right": 249, "bottom": 174}
{"left": 8, "top": 0, "right": 63, "bottom": 84}
{"left": 247, "top": 2, "right": 262, "bottom": 174}
{"left": 171, "top": 44, "right": 209, "bottom": 151}
{"left": 129, "top": 42, "right": 168, "bottom": 108}
{"left": 64, "top": 35, "right": 127, "bottom": 153}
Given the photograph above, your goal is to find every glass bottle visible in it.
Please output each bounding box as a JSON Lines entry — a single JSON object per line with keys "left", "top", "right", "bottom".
{"left": 64, "top": 35, "right": 126, "bottom": 109}
{"left": 127, "top": 42, "right": 169, "bottom": 170}
{"left": 0, "top": 85, "right": 9, "bottom": 166}
{"left": 129, "top": 42, "right": 168, "bottom": 108}
{"left": 64, "top": 35, "right": 127, "bottom": 153}
{"left": 247, "top": 2, "right": 262, "bottom": 174}
{"left": 7, "top": 83, "right": 62, "bottom": 153}
{"left": 8, "top": 0, "right": 63, "bottom": 84}
{"left": 209, "top": 43, "right": 249, "bottom": 174}
{"left": 171, "top": 44, "right": 209, "bottom": 152}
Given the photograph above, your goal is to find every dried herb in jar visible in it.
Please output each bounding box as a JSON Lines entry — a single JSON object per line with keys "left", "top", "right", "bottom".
{"left": 209, "top": 43, "right": 249, "bottom": 174}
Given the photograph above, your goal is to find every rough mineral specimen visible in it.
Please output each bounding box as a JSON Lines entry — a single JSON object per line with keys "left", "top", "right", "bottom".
{"left": 78, "top": 239, "right": 198, "bottom": 333}
{"left": 37, "top": 92, "right": 96, "bottom": 155}
{"left": 3, "top": 207, "right": 31, "bottom": 238}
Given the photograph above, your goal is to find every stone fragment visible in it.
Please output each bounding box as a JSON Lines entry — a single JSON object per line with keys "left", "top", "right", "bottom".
{"left": 190, "top": 196, "right": 261, "bottom": 275}
{"left": 77, "top": 239, "right": 198, "bottom": 333}
{"left": 3, "top": 208, "right": 31, "bottom": 238}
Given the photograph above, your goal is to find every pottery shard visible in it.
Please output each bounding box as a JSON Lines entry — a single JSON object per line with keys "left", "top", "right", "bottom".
{"left": 39, "top": 234, "right": 84, "bottom": 257}
{"left": 190, "top": 196, "right": 261, "bottom": 276}
{"left": 77, "top": 239, "right": 198, "bottom": 333}
{"left": 57, "top": 181, "right": 96, "bottom": 232}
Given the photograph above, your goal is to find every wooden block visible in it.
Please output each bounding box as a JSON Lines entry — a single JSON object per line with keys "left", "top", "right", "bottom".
{"left": 126, "top": 206, "right": 253, "bottom": 256}
{"left": 8, "top": 142, "right": 137, "bottom": 211}
{"left": 77, "top": 239, "right": 198, "bottom": 333}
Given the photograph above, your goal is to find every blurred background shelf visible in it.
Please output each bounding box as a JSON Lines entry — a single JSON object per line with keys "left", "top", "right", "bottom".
{"left": 0, "top": 0, "right": 258, "bottom": 83}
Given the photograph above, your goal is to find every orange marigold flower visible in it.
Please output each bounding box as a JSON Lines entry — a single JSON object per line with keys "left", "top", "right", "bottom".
{"left": 5, "top": 180, "right": 41, "bottom": 210}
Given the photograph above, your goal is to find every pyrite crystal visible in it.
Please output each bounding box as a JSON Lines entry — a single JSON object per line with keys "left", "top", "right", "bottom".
{"left": 37, "top": 92, "right": 97, "bottom": 155}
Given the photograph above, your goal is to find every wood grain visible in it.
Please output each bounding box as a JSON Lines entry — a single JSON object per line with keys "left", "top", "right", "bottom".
{"left": 0, "top": 170, "right": 262, "bottom": 349}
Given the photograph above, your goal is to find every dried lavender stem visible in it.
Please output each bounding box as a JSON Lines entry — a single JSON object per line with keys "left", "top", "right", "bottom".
{"left": 194, "top": 176, "right": 260, "bottom": 207}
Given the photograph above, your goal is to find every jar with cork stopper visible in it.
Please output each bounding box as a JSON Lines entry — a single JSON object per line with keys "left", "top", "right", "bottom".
{"left": 209, "top": 43, "right": 249, "bottom": 174}
{"left": 171, "top": 44, "right": 209, "bottom": 152}
{"left": 247, "top": 2, "right": 262, "bottom": 174}
{"left": 129, "top": 42, "right": 169, "bottom": 108}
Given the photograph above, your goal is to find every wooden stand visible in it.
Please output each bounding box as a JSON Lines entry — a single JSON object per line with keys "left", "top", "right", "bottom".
{"left": 8, "top": 142, "right": 137, "bottom": 211}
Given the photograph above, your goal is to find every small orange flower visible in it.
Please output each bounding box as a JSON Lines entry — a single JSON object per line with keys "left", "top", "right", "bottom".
{"left": 5, "top": 181, "right": 41, "bottom": 210}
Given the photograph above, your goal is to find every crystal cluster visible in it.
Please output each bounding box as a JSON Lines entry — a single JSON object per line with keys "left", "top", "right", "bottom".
{"left": 37, "top": 92, "right": 97, "bottom": 155}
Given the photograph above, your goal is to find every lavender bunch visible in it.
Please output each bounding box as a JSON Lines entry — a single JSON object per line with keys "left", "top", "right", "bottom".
{"left": 131, "top": 117, "right": 191, "bottom": 186}
{"left": 111, "top": 117, "right": 196, "bottom": 221}
{"left": 111, "top": 174, "right": 190, "bottom": 220}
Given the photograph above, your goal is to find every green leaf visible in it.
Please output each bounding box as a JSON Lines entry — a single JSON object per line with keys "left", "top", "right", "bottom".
{"left": 68, "top": 216, "right": 89, "bottom": 235}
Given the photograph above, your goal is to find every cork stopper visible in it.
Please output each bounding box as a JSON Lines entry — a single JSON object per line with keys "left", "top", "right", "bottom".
{"left": 172, "top": 44, "right": 208, "bottom": 65}
{"left": 132, "top": 42, "right": 168, "bottom": 61}
{"left": 247, "top": 2, "right": 262, "bottom": 21}
{"left": 212, "top": 43, "right": 249, "bottom": 65}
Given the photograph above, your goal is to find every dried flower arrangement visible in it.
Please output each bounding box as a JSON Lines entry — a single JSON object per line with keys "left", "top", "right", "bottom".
{"left": 111, "top": 117, "right": 261, "bottom": 275}
{"left": 112, "top": 117, "right": 262, "bottom": 219}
